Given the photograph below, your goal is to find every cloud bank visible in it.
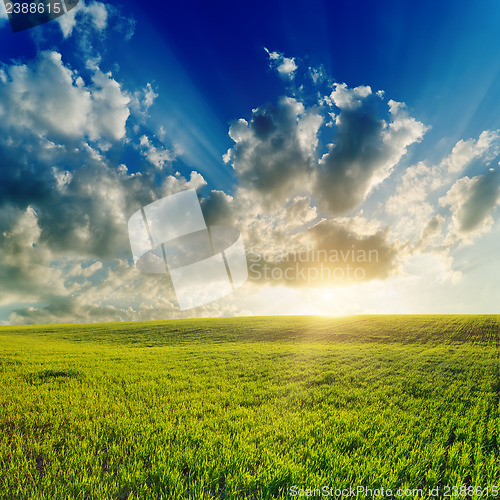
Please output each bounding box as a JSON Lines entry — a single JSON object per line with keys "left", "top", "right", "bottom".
{"left": 1, "top": 35, "right": 500, "bottom": 323}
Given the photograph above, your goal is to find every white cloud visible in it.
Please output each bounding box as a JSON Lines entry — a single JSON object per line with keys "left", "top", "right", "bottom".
{"left": 0, "top": 1, "right": 8, "bottom": 24}
{"left": 264, "top": 48, "right": 298, "bottom": 79}
{"left": 277, "top": 58, "right": 297, "bottom": 77}
{"left": 282, "top": 196, "right": 317, "bottom": 230}
{"left": 387, "top": 130, "right": 500, "bottom": 249}
{"left": 0, "top": 51, "right": 130, "bottom": 143}
{"left": 138, "top": 135, "right": 176, "bottom": 170}
{"left": 90, "top": 70, "right": 130, "bottom": 140}
{"left": 330, "top": 83, "right": 372, "bottom": 110}
{"left": 130, "top": 83, "right": 158, "bottom": 117}
{"left": 57, "top": 5, "right": 79, "bottom": 37}
{"left": 309, "top": 66, "right": 326, "bottom": 84}
{"left": 402, "top": 251, "right": 462, "bottom": 285}
{"left": 143, "top": 83, "right": 157, "bottom": 109}
{"left": 162, "top": 171, "right": 207, "bottom": 197}
{"left": 87, "top": 2, "right": 108, "bottom": 30}
{"left": 386, "top": 162, "right": 439, "bottom": 243}
{"left": 386, "top": 162, "right": 433, "bottom": 213}
{"left": 57, "top": 0, "right": 108, "bottom": 38}
{"left": 442, "top": 130, "right": 500, "bottom": 174}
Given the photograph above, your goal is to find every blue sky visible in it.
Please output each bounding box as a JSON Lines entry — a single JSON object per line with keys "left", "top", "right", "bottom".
{"left": 0, "top": 0, "right": 500, "bottom": 323}
{"left": 122, "top": 0, "right": 500, "bottom": 156}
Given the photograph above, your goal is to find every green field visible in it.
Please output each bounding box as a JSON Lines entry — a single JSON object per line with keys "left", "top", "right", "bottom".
{"left": 0, "top": 315, "right": 499, "bottom": 499}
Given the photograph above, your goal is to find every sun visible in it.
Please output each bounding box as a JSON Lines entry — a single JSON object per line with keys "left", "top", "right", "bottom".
{"left": 320, "top": 289, "right": 334, "bottom": 302}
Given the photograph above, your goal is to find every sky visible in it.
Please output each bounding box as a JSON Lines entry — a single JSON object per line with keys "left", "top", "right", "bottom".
{"left": 0, "top": 0, "right": 500, "bottom": 323}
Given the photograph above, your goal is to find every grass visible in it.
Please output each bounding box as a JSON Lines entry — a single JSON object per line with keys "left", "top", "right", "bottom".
{"left": 0, "top": 315, "right": 499, "bottom": 499}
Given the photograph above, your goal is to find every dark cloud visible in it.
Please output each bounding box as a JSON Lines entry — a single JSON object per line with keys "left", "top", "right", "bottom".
{"left": 315, "top": 97, "right": 427, "bottom": 215}
{"left": 316, "top": 101, "right": 385, "bottom": 214}
{"left": 225, "top": 87, "right": 426, "bottom": 217}
{"left": 304, "top": 220, "right": 401, "bottom": 279}
{"left": 440, "top": 169, "right": 500, "bottom": 244}
{"left": 225, "top": 96, "right": 322, "bottom": 209}
{"left": 456, "top": 170, "right": 500, "bottom": 232}
{"left": 200, "top": 190, "right": 235, "bottom": 227}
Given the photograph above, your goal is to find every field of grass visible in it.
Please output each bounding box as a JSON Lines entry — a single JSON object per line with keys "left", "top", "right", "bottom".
{"left": 0, "top": 315, "right": 499, "bottom": 499}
